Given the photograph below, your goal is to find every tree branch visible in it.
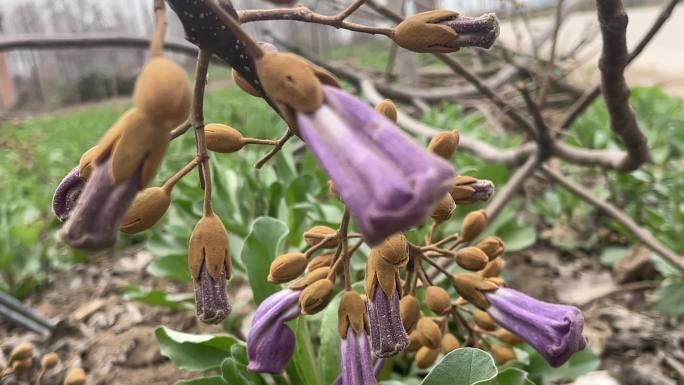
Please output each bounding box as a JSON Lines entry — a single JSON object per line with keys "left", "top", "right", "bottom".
{"left": 485, "top": 153, "right": 540, "bottom": 221}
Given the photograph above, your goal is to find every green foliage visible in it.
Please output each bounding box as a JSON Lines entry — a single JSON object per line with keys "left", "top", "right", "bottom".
{"left": 651, "top": 278, "right": 684, "bottom": 316}
{"left": 155, "top": 326, "right": 237, "bottom": 372}
{"left": 241, "top": 217, "right": 290, "bottom": 304}
{"left": 421, "top": 348, "right": 498, "bottom": 385}
{"left": 123, "top": 285, "right": 194, "bottom": 311}
{"left": 521, "top": 348, "right": 600, "bottom": 384}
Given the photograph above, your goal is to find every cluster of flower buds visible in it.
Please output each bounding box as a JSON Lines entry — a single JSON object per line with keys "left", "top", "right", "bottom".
{"left": 0, "top": 343, "right": 84, "bottom": 385}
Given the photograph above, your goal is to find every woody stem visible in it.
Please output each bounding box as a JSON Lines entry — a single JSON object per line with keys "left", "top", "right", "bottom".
{"left": 191, "top": 49, "right": 213, "bottom": 216}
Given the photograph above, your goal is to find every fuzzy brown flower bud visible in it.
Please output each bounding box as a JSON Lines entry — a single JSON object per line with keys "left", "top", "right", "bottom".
{"left": 299, "top": 278, "right": 334, "bottom": 315}
{"left": 492, "top": 329, "right": 523, "bottom": 345}
{"left": 428, "top": 130, "right": 460, "bottom": 159}
{"left": 232, "top": 68, "right": 261, "bottom": 97}
{"left": 374, "top": 233, "right": 409, "bottom": 266}
{"left": 455, "top": 247, "right": 489, "bottom": 271}
{"left": 303, "top": 225, "right": 339, "bottom": 248}
{"left": 375, "top": 99, "right": 398, "bottom": 122}
{"left": 327, "top": 180, "right": 340, "bottom": 199}
{"left": 78, "top": 146, "right": 99, "bottom": 180}
{"left": 473, "top": 310, "right": 497, "bottom": 331}
{"left": 338, "top": 291, "right": 368, "bottom": 337}
{"left": 289, "top": 267, "right": 331, "bottom": 290}
{"left": 9, "top": 342, "right": 33, "bottom": 362}
{"left": 257, "top": 52, "right": 324, "bottom": 113}
{"left": 451, "top": 273, "right": 499, "bottom": 309}
{"left": 488, "top": 277, "right": 506, "bottom": 287}
{"left": 416, "top": 317, "right": 442, "bottom": 350}
{"left": 450, "top": 176, "right": 495, "bottom": 205}
{"left": 12, "top": 358, "right": 32, "bottom": 371}
{"left": 268, "top": 252, "right": 308, "bottom": 284}
{"left": 406, "top": 330, "right": 423, "bottom": 352}
{"left": 188, "top": 214, "right": 231, "bottom": 281}
{"left": 205, "top": 124, "right": 245, "bottom": 153}
{"left": 416, "top": 346, "right": 440, "bottom": 369}
{"left": 431, "top": 193, "right": 456, "bottom": 223}
{"left": 63, "top": 368, "right": 87, "bottom": 385}
{"left": 307, "top": 253, "right": 333, "bottom": 272}
{"left": 133, "top": 57, "right": 192, "bottom": 129}
{"left": 460, "top": 209, "right": 487, "bottom": 242}
{"left": 400, "top": 295, "right": 421, "bottom": 333}
{"left": 425, "top": 286, "right": 452, "bottom": 315}
{"left": 120, "top": 187, "right": 171, "bottom": 234}
{"left": 442, "top": 333, "right": 461, "bottom": 354}
{"left": 480, "top": 257, "right": 505, "bottom": 278}
{"left": 490, "top": 344, "right": 517, "bottom": 365}
{"left": 40, "top": 352, "right": 60, "bottom": 369}
{"left": 475, "top": 236, "right": 504, "bottom": 260}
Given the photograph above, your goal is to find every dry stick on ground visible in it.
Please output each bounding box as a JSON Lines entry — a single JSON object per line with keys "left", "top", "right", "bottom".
{"left": 541, "top": 165, "right": 684, "bottom": 273}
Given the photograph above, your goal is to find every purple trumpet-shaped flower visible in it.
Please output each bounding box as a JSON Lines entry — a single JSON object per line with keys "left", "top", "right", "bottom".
{"left": 297, "top": 86, "right": 454, "bottom": 245}
{"left": 439, "top": 13, "right": 500, "bottom": 50}
{"left": 247, "top": 289, "right": 301, "bottom": 374}
{"left": 61, "top": 157, "right": 140, "bottom": 251}
{"left": 485, "top": 288, "right": 586, "bottom": 367}
{"left": 367, "top": 285, "right": 409, "bottom": 357}
{"left": 333, "top": 357, "right": 384, "bottom": 385}
{"left": 337, "top": 328, "right": 378, "bottom": 385}
{"left": 52, "top": 166, "right": 85, "bottom": 222}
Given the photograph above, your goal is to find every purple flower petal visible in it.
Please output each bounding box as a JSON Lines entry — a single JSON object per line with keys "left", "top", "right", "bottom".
{"left": 52, "top": 166, "right": 85, "bottom": 222}
{"left": 194, "top": 261, "right": 230, "bottom": 324}
{"left": 367, "top": 286, "right": 409, "bottom": 357}
{"left": 247, "top": 289, "right": 302, "bottom": 374}
{"left": 340, "top": 328, "right": 377, "bottom": 385}
{"left": 297, "top": 86, "right": 454, "bottom": 245}
{"left": 485, "top": 288, "right": 586, "bottom": 367}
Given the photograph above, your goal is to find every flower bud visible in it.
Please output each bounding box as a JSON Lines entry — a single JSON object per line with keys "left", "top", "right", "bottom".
{"left": 442, "top": 333, "right": 461, "bottom": 354}
{"left": 303, "top": 225, "right": 338, "bottom": 248}
{"left": 256, "top": 52, "right": 324, "bottom": 113}
{"left": 480, "top": 258, "right": 505, "bottom": 278}
{"left": 431, "top": 193, "right": 456, "bottom": 223}
{"left": 451, "top": 273, "right": 498, "bottom": 309}
{"left": 455, "top": 247, "right": 489, "bottom": 271}
{"left": 268, "top": 252, "right": 308, "bottom": 283}
{"left": 289, "top": 267, "right": 330, "bottom": 290}
{"left": 307, "top": 253, "right": 334, "bottom": 272}
{"left": 78, "top": 145, "right": 99, "bottom": 180}
{"left": 338, "top": 291, "right": 368, "bottom": 337}
{"left": 473, "top": 310, "right": 497, "bottom": 331}
{"left": 12, "top": 358, "right": 32, "bottom": 371}
{"left": 416, "top": 346, "right": 440, "bottom": 369}
{"left": 400, "top": 295, "right": 421, "bottom": 333}
{"left": 428, "top": 130, "right": 459, "bottom": 159}
{"left": 205, "top": 124, "right": 246, "bottom": 153}
{"left": 406, "top": 330, "right": 423, "bottom": 352}
{"left": 425, "top": 286, "right": 452, "bottom": 315}
{"left": 188, "top": 214, "right": 231, "bottom": 280}
{"left": 475, "top": 236, "right": 504, "bottom": 260}
{"left": 299, "top": 278, "right": 334, "bottom": 315}
{"left": 133, "top": 57, "right": 192, "bottom": 129}
{"left": 40, "top": 352, "right": 60, "bottom": 369}
{"left": 490, "top": 344, "right": 517, "bottom": 365}
{"left": 416, "top": 317, "right": 442, "bottom": 349}
{"left": 374, "top": 233, "right": 409, "bottom": 266}
{"left": 492, "top": 329, "right": 523, "bottom": 345}
{"left": 232, "top": 69, "right": 261, "bottom": 97}
{"left": 120, "top": 187, "right": 171, "bottom": 234}
{"left": 63, "top": 368, "right": 87, "bottom": 385}
{"left": 450, "top": 176, "right": 494, "bottom": 204}
{"left": 327, "top": 180, "right": 340, "bottom": 199}
{"left": 460, "top": 210, "right": 487, "bottom": 242}
{"left": 10, "top": 342, "right": 33, "bottom": 363}
{"left": 488, "top": 277, "right": 506, "bottom": 287}
{"left": 375, "top": 99, "right": 397, "bottom": 122}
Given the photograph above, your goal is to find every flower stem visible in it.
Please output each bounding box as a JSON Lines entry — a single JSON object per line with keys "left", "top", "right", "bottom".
{"left": 191, "top": 49, "right": 213, "bottom": 216}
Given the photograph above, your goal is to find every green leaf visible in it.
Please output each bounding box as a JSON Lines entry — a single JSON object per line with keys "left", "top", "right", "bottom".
{"left": 123, "top": 286, "right": 194, "bottom": 310}
{"left": 599, "top": 247, "right": 628, "bottom": 267}
{"left": 525, "top": 348, "right": 600, "bottom": 384}
{"left": 484, "top": 368, "right": 535, "bottom": 385}
{"left": 174, "top": 377, "right": 226, "bottom": 385}
{"left": 652, "top": 280, "right": 684, "bottom": 316}
{"left": 421, "top": 348, "right": 498, "bottom": 385}
{"left": 240, "top": 217, "right": 289, "bottom": 304}
{"left": 286, "top": 317, "right": 321, "bottom": 385}
{"left": 155, "top": 326, "right": 236, "bottom": 372}
{"left": 146, "top": 253, "right": 190, "bottom": 282}
{"left": 221, "top": 357, "right": 267, "bottom": 385}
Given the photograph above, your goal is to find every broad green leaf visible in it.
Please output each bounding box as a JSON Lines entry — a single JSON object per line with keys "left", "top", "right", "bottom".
{"left": 421, "top": 348, "right": 498, "bottom": 385}
{"left": 652, "top": 280, "right": 684, "bottom": 316}
{"left": 599, "top": 247, "right": 628, "bottom": 267}
{"left": 241, "top": 217, "right": 289, "bottom": 304}
{"left": 221, "top": 357, "right": 267, "bottom": 385}
{"left": 525, "top": 348, "right": 600, "bottom": 384}
{"left": 483, "top": 368, "right": 535, "bottom": 385}
{"left": 174, "top": 377, "right": 226, "bottom": 385}
{"left": 155, "top": 326, "right": 237, "bottom": 372}
{"left": 147, "top": 253, "right": 190, "bottom": 282}
{"left": 286, "top": 317, "right": 321, "bottom": 385}
{"left": 123, "top": 286, "right": 194, "bottom": 311}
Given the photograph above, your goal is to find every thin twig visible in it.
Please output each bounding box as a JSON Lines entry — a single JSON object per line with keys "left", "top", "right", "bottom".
{"left": 486, "top": 153, "right": 540, "bottom": 222}
{"left": 254, "top": 130, "right": 294, "bottom": 169}
{"left": 170, "top": 120, "right": 192, "bottom": 140}
{"left": 149, "top": 0, "right": 167, "bottom": 57}
{"left": 191, "top": 49, "right": 213, "bottom": 216}
{"left": 161, "top": 157, "right": 200, "bottom": 193}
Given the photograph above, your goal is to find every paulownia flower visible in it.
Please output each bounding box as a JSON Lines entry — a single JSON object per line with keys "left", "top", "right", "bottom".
{"left": 52, "top": 166, "right": 85, "bottom": 222}
{"left": 297, "top": 85, "right": 454, "bottom": 245}
{"left": 485, "top": 288, "right": 586, "bottom": 367}
{"left": 335, "top": 291, "right": 377, "bottom": 385}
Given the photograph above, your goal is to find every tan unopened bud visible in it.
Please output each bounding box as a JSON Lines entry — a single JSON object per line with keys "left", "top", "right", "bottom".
{"left": 473, "top": 310, "right": 497, "bottom": 331}
{"left": 475, "top": 236, "right": 504, "bottom": 261}
{"left": 455, "top": 247, "right": 489, "bottom": 271}
{"left": 303, "top": 226, "right": 339, "bottom": 248}
{"left": 451, "top": 273, "right": 499, "bottom": 309}
{"left": 327, "top": 180, "right": 340, "bottom": 199}
{"left": 460, "top": 210, "right": 487, "bottom": 242}
{"left": 205, "top": 124, "right": 245, "bottom": 153}
{"left": 375, "top": 99, "right": 397, "bottom": 122}
{"left": 257, "top": 52, "right": 324, "bottom": 113}
{"left": 450, "top": 176, "right": 495, "bottom": 205}
{"left": 232, "top": 69, "right": 261, "bottom": 97}
{"left": 427, "top": 130, "right": 460, "bottom": 159}
{"left": 307, "top": 253, "right": 334, "bottom": 272}
{"left": 406, "top": 330, "right": 423, "bottom": 352}
{"left": 441, "top": 333, "right": 461, "bottom": 354}
{"left": 400, "top": 295, "right": 421, "bottom": 333}
{"left": 289, "top": 267, "right": 331, "bottom": 290}
{"left": 492, "top": 329, "right": 523, "bottom": 345}
{"left": 431, "top": 193, "right": 456, "bottom": 223}
{"left": 188, "top": 214, "right": 231, "bottom": 281}
{"left": 133, "top": 57, "right": 192, "bottom": 129}
{"left": 425, "top": 286, "right": 452, "bottom": 315}
{"left": 374, "top": 233, "right": 409, "bottom": 266}
{"left": 299, "top": 279, "right": 334, "bottom": 315}
{"left": 480, "top": 258, "right": 505, "bottom": 278}
{"left": 10, "top": 342, "right": 33, "bottom": 362}
{"left": 416, "top": 346, "right": 440, "bottom": 369}
{"left": 416, "top": 317, "right": 442, "bottom": 349}
{"left": 120, "top": 187, "right": 171, "bottom": 234}
{"left": 78, "top": 146, "right": 99, "bottom": 180}
{"left": 338, "top": 291, "right": 368, "bottom": 337}
{"left": 63, "top": 368, "right": 87, "bottom": 385}
{"left": 488, "top": 277, "right": 506, "bottom": 287}
{"left": 12, "top": 358, "right": 32, "bottom": 371}
{"left": 490, "top": 344, "right": 517, "bottom": 365}
{"left": 268, "top": 252, "right": 308, "bottom": 283}
{"left": 41, "top": 352, "right": 60, "bottom": 369}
